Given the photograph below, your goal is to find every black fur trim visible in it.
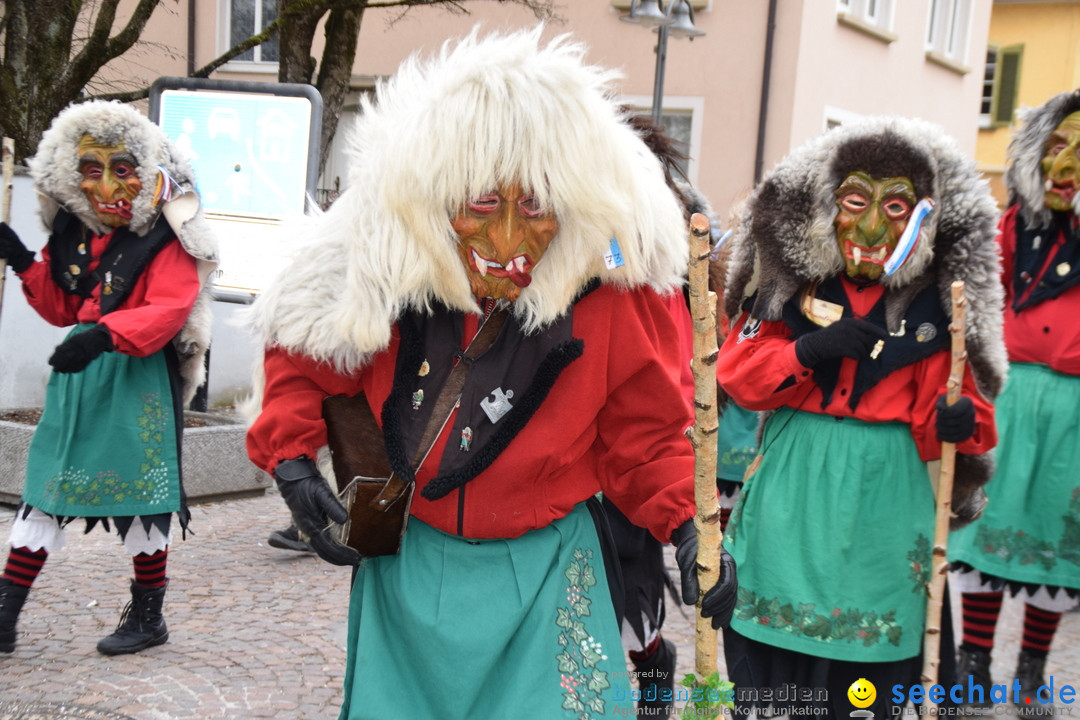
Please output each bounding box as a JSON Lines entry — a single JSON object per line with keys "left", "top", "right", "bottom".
{"left": 421, "top": 338, "right": 585, "bottom": 501}
{"left": 48, "top": 210, "right": 175, "bottom": 315}
{"left": 829, "top": 131, "right": 935, "bottom": 201}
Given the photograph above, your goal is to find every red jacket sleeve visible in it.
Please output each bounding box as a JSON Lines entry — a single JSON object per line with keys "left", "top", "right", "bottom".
{"left": 246, "top": 347, "right": 365, "bottom": 474}
{"left": 18, "top": 249, "right": 82, "bottom": 327}
{"left": 717, "top": 312, "right": 815, "bottom": 411}
{"left": 907, "top": 355, "right": 996, "bottom": 461}
{"left": 100, "top": 240, "right": 201, "bottom": 357}
{"left": 593, "top": 289, "right": 696, "bottom": 543}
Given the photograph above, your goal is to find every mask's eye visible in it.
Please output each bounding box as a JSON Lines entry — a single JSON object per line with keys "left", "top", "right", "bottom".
{"left": 112, "top": 162, "right": 138, "bottom": 179}
{"left": 838, "top": 192, "right": 868, "bottom": 213}
{"left": 882, "top": 197, "right": 913, "bottom": 220}
{"left": 518, "top": 194, "right": 543, "bottom": 218}
{"left": 1048, "top": 141, "right": 1068, "bottom": 157}
{"left": 80, "top": 163, "right": 104, "bottom": 180}
{"left": 467, "top": 193, "right": 500, "bottom": 216}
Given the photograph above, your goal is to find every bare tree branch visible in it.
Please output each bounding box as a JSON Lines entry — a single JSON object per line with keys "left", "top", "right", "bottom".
{"left": 0, "top": 0, "right": 561, "bottom": 164}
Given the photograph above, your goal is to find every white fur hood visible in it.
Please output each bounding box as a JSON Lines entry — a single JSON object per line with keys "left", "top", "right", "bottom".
{"left": 249, "top": 27, "right": 689, "bottom": 374}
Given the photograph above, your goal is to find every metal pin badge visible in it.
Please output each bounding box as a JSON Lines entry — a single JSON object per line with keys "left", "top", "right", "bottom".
{"left": 480, "top": 388, "right": 514, "bottom": 424}
{"left": 460, "top": 427, "right": 473, "bottom": 452}
{"left": 869, "top": 339, "right": 885, "bottom": 360}
{"left": 411, "top": 389, "right": 424, "bottom": 410}
{"left": 418, "top": 360, "right": 430, "bottom": 377}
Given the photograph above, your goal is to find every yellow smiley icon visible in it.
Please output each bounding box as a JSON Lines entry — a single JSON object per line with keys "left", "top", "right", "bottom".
{"left": 848, "top": 678, "right": 876, "bottom": 709}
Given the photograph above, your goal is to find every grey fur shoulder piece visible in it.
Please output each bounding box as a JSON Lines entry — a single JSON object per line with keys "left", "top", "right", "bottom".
{"left": 725, "top": 116, "right": 1007, "bottom": 400}
{"left": 1005, "top": 88, "right": 1080, "bottom": 228}
{"left": 28, "top": 100, "right": 219, "bottom": 404}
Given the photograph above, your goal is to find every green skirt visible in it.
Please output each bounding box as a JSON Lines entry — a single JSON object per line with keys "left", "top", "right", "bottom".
{"left": 338, "top": 502, "right": 633, "bottom": 719}
{"left": 949, "top": 362, "right": 1080, "bottom": 589}
{"left": 716, "top": 403, "right": 759, "bottom": 483}
{"left": 723, "top": 408, "right": 934, "bottom": 663}
{"left": 22, "top": 324, "right": 181, "bottom": 518}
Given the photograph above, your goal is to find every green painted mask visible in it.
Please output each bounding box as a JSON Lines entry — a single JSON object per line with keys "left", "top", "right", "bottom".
{"left": 1041, "top": 110, "right": 1080, "bottom": 213}
{"left": 834, "top": 171, "right": 917, "bottom": 282}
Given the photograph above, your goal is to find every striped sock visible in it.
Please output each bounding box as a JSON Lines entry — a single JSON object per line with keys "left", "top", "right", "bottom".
{"left": 132, "top": 548, "right": 168, "bottom": 587}
{"left": 1020, "top": 603, "right": 1062, "bottom": 658}
{"left": 960, "top": 591, "right": 1003, "bottom": 651}
{"left": 2, "top": 546, "right": 48, "bottom": 588}
{"left": 719, "top": 506, "right": 733, "bottom": 533}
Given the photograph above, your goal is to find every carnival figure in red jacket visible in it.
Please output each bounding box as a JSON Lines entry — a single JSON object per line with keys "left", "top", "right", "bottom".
{"left": 0, "top": 101, "right": 217, "bottom": 656}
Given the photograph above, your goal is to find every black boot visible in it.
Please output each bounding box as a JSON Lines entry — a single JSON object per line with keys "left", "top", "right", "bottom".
{"left": 955, "top": 647, "right": 993, "bottom": 713}
{"left": 0, "top": 577, "right": 31, "bottom": 654}
{"left": 96, "top": 580, "right": 169, "bottom": 655}
{"left": 633, "top": 637, "right": 676, "bottom": 718}
{"left": 1015, "top": 651, "right": 1055, "bottom": 717}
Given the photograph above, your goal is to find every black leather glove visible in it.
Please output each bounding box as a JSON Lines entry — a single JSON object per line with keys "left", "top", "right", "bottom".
{"left": 794, "top": 318, "right": 888, "bottom": 368}
{"left": 274, "top": 457, "right": 360, "bottom": 566}
{"left": 936, "top": 394, "right": 976, "bottom": 444}
{"left": 0, "top": 222, "right": 35, "bottom": 273}
{"left": 48, "top": 323, "right": 114, "bottom": 373}
{"left": 671, "top": 519, "right": 738, "bottom": 630}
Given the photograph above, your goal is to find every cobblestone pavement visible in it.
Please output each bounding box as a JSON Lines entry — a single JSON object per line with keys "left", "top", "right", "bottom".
{"left": 0, "top": 494, "right": 350, "bottom": 720}
{"left": 1, "top": 493, "right": 1078, "bottom": 719}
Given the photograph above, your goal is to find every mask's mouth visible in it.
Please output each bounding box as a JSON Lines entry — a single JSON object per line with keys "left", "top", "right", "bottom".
{"left": 1046, "top": 178, "right": 1077, "bottom": 204}
{"left": 470, "top": 249, "right": 534, "bottom": 287}
{"left": 93, "top": 198, "right": 134, "bottom": 221}
{"left": 844, "top": 242, "right": 889, "bottom": 267}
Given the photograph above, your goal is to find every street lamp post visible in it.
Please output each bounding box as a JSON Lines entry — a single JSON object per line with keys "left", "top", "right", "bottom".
{"left": 621, "top": 0, "right": 705, "bottom": 124}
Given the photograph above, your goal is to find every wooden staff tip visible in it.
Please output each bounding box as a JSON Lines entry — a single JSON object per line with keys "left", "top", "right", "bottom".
{"left": 690, "top": 213, "right": 711, "bottom": 237}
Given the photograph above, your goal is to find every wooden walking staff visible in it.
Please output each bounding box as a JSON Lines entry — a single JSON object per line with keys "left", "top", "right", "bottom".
{"left": 921, "top": 280, "right": 966, "bottom": 709}
{"left": 0, "top": 137, "right": 15, "bottom": 320}
{"left": 687, "top": 212, "right": 722, "bottom": 678}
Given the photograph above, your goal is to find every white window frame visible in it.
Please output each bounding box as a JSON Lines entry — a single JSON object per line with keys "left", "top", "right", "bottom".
{"left": 926, "top": 0, "right": 973, "bottom": 65}
{"left": 619, "top": 95, "right": 705, "bottom": 186}
{"left": 979, "top": 45, "right": 998, "bottom": 129}
{"left": 979, "top": 43, "right": 1023, "bottom": 129}
{"left": 837, "top": 0, "right": 895, "bottom": 33}
{"left": 218, "top": 0, "right": 279, "bottom": 73}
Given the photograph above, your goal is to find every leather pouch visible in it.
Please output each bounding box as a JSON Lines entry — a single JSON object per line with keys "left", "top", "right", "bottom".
{"left": 323, "top": 393, "right": 412, "bottom": 557}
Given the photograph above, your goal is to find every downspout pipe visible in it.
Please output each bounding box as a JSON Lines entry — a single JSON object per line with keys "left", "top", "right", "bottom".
{"left": 187, "top": 0, "right": 197, "bottom": 76}
{"left": 754, "top": 0, "right": 778, "bottom": 185}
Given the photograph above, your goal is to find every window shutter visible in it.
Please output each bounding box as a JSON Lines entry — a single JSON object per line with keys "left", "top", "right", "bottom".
{"left": 993, "top": 45, "right": 1023, "bottom": 127}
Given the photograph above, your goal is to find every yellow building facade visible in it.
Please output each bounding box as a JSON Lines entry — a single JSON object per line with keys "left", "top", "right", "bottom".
{"left": 978, "top": 1, "right": 1080, "bottom": 206}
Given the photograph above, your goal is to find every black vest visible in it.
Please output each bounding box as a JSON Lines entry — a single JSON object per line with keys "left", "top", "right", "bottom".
{"left": 780, "top": 276, "right": 949, "bottom": 410}
{"left": 381, "top": 284, "right": 600, "bottom": 502}
{"left": 48, "top": 209, "right": 176, "bottom": 316}
{"left": 1011, "top": 210, "right": 1080, "bottom": 312}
